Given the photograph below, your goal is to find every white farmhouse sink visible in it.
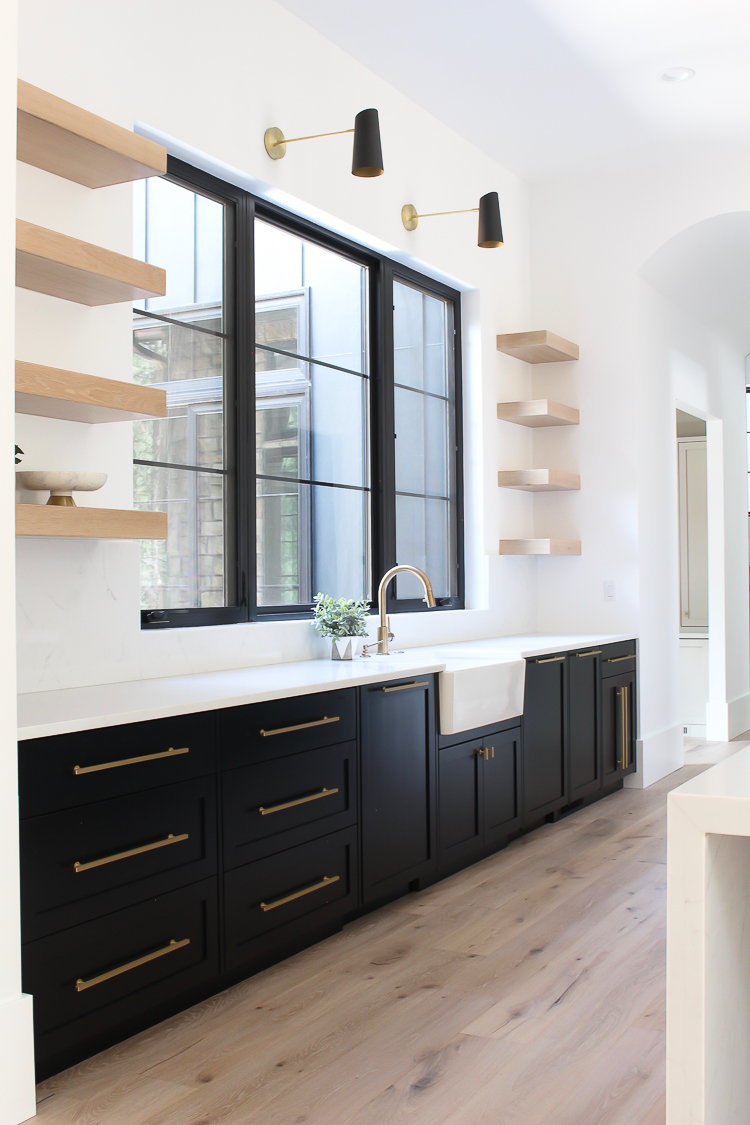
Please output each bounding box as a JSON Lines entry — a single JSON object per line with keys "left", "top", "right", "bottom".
{"left": 399, "top": 646, "right": 525, "bottom": 735}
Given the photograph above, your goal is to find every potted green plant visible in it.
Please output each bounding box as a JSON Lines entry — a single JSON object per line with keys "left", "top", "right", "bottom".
{"left": 313, "top": 593, "right": 370, "bottom": 660}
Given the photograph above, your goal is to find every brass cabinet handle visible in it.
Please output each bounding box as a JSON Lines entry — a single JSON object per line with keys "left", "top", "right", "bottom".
{"left": 381, "top": 681, "right": 429, "bottom": 693}
{"left": 259, "top": 788, "right": 339, "bottom": 816}
{"left": 75, "top": 937, "right": 190, "bottom": 992}
{"left": 605, "top": 655, "right": 634, "bottom": 663}
{"left": 73, "top": 746, "right": 189, "bottom": 776}
{"left": 487, "top": 746, "right": 495, "bottom": 759}
{"left": 535, "top": 656, "right": 565, "bottom": 664}
{"left": 260, "top": 874, "right": 339, "bottom": 913}
{"left": 73, "top": 832, "right": 189, "bottom": 874}
{"left": 575, "top": 650, "right": 602, "bottom": 658}
{"left": 618, "top": 685, "right": 630, "bottom": 770}
{"left": 477, "top": 747, "right": 489, "bottom": 761}
{"left": 260, "top": 716, "right": 339, "bottom": 737}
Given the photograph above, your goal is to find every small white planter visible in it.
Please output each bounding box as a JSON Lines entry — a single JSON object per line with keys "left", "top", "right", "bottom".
{"left": 331, "top": 636, "right": 360, "bottom": 661}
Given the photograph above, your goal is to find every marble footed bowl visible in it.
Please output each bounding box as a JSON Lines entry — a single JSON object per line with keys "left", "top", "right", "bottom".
{"left": 16, "top": 471, "right": 108, "bottom": 506}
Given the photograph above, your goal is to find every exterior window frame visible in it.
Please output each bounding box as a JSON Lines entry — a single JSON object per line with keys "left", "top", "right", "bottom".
{"left": 140, "top": 157, "right": 464, "bottom": 629}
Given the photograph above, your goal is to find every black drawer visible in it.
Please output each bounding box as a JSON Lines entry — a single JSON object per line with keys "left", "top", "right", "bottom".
{"left": 24, "top": 878, "right": 218, "bottom": 1074}
{"left": 600, "top": 641, "right": 636, "bottom": 677}
{"left": 19, "top": 712, "right": 217, "bottom": 818}
{"left": 221, "top": 689, "right": 356, "bottom": 770}
{"left": 223, "top": 741, "right": 356, "bottom": 868}
{"left": 21, "top": 777, "right": 217, "bottom": 941}
{"left": 224, "top": 826, "right": 357, "bottom": 971}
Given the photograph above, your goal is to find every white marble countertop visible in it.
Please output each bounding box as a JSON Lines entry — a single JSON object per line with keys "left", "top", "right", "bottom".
{"left": 17, "top": 633, "right": 635, "bottom": 741}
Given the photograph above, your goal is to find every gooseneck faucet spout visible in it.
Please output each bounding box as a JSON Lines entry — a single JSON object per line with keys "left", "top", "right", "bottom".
{"left": 376, "top": 565, "right": 436, "bottom": 655}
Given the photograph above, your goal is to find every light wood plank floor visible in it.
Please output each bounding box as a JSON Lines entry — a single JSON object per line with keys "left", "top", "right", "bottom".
{"left": 34, "top": 767, "right": 704, "bottom": 1125}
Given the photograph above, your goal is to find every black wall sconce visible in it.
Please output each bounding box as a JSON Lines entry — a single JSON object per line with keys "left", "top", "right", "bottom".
{"left": 401, "top": 191, "right": 503, "bottom": 247}
{"left": 264, "top": 108, "right": 384, "bottom": 177}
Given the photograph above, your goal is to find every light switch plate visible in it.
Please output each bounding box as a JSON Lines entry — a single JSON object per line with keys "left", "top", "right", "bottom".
{"left": 604, "top": 581, "right": 616, "bottom": 602}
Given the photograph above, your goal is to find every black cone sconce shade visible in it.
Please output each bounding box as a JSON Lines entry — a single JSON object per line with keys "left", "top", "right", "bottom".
{"left": 352, "top": 108, "right": 384, "bottom": 177}
{"left": 477, "top": 191, "right": 503, "bottom": 247}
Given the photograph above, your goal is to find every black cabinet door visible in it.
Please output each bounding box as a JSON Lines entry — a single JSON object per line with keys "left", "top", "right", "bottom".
{"left": 568, "top": 649, "right": 601, "bottom": 801}
{"left": 438, "top": 739, "right": 483, "bottom": 870}
{"left": 601, "top": 670, "right": 637, "bottom": 784}
{"left": 522, "top": 656, "right": 567, "bottom": 820}
{"left": 360, "top": 676, "right": 436, "bottom": 905}
{"left": 483, "top": 728, "right": 521, "bottom": 844}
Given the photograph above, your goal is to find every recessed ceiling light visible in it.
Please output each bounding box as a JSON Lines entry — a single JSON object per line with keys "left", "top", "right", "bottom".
{"left": 662, "top": 68, "right": 695, "bottom": 82}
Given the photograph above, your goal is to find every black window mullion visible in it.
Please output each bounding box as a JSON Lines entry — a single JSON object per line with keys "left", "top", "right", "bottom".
{"left": 237, "top": 189, "right": 256, "bottom": 621}
{"left": 373, "top": 260, "right": 395, "bottom": 609}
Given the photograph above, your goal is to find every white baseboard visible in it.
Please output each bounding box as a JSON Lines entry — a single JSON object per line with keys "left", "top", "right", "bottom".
{"left": 624, "top": 723, "right": 683, "bottom": 789}
{"left": 706, "top": 694, "right": 750, "bottom": 742}
{"left": 0, "top": 993, "right": 35, "bottom": 1124}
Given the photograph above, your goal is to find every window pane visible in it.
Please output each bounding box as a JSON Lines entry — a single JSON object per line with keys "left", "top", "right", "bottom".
{"left": 255, "top": 219, "right": 369, "bottom": 607}
{"left": 393, "top": 279, "right": 457, "bottom": 601}
{"left": 134, "top": 465, "right": 225, "bottom": 610}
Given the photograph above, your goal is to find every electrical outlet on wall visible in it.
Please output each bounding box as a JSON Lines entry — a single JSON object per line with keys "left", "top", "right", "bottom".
{"left": 604, "top": 581, "right": 616, "bottom": 602}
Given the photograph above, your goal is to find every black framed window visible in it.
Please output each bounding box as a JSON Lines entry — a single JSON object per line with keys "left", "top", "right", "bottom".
{"left": 135, "top": 158, "right": 463, "bottom": 628}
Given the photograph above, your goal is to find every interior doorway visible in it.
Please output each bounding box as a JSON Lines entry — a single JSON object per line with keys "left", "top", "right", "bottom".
{"left": 677, "top": 409, "right": 708, "bottom": 737}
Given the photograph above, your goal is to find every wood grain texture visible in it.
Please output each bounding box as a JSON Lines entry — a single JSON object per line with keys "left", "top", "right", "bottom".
{"left": 16, "top": 505, "right": 167, "bottom": 540}
{"left": 16, "top": 220, "right": 166, "bottom": 306}
{"left": 16, "top": 360, "right": 166, "bottom": 423}
{"left": 498, "top": 538, "right": 581, "bottom": 555}
{"left": 34, "top": 766, "right": 702, "bottom": 1125}
{"left": 496, "top": 330, "right": 579, "bottom": 363}
{"left": 497, "top": 469, "right": 580, "bottom": 492}
{"left": 17, "top": 80, "right": 166, "bottom": 188}
{"left": 497, "top": 399, "right": 580, "bottom": 427}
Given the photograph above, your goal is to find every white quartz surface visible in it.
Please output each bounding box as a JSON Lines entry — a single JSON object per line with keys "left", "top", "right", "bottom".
{"left": 17, "top": 633, "right": 635, "bottom": 741}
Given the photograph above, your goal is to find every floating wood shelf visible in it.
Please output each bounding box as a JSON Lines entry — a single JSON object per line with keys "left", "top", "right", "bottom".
{"left": 17, "top": 80, "right": 167, "bottom": 188}
{"left": 15, "top": 360, "right": 166, "bottom": 423}
{"left": 16, "top": 505, "right": 167, "bottom": 540}
{"left": 499, "top": 538, "right": 581, "bottom": 556}
{"left": 497, "top": 399, "right": 579, "bottom": 428}
{"left": 496, "top": 331, "right": 579, "bottom": 363}
{"left": 16, "top": 219, "right": 166, "bottom": 306}
{"left": 498, "top": 469, "right": 580, "bottom": 492}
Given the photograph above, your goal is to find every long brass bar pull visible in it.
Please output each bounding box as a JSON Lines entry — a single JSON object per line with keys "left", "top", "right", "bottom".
{"left": 73, "top": 746, "right": 189, "bottom": 776}
{"left": 260, "top": 875, "right": 339, "bottom": 913}
{"left": 73, "top": 832, "right": 189, "bottom": 873}
{"left": 259, "top": 788, "right": 339, "bottom": 816}
{"left": 605, "top": 655, "right": 633, "bottom": 664}
{"left": 260, "top": 716, "right": 339, "bottom": 738}
{"left": 621, "top": 685, "right": 630, "bottom": 770}
{"left": 575, "top": 650, "right": 602, "bottom": 658}
{"left": 75, "top": 938, "right": 190, "bottom": 992}
{"left": 535, "top": 656, "right": 565, "bottom": 664}
{"left": 381, "top": 681, "right": 429, "bottom": 693}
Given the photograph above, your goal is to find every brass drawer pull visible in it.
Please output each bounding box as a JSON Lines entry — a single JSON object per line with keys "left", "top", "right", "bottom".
{"left": 259, "top": 787, "right": 339, "bottom": 816}
{"left": 73, "top": 746, "right": 189, "bottom": 776}
{"left": 618, "top": 685, "right": 630, "bottom": 769}
{"left": 260, "top": 874, "right": 339, "bottom": 913}
{"left": 535, "top": 656, "right": 565, "bottom": 664}
{"left": 605, "top": 655, "right": 634, "bottom": 663}
{"left": 260, "top": 716, "right": 339, "bottom": 737}
{"left": 75, "top": 937, "right": 190, "bottom": 992}
{"left": 575, "top": 650, "right": 602, "bottom": 658}
{"left": 73, "top": 832, "right": 189, "bottom": 873}
{"left": 381, "top": 680, "right": 429, "bottom": 693}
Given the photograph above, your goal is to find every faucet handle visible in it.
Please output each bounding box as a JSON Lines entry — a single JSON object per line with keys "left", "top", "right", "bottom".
{"left": 386, "top": 615, "right": 394, "bottom": 641}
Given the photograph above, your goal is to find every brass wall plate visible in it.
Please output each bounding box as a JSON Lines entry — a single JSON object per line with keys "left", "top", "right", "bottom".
{"left": 264, "top": 127, "right": 286, "bottom": 160}
{"left": 401, "top": 204, "right": 418, "bottom": 231}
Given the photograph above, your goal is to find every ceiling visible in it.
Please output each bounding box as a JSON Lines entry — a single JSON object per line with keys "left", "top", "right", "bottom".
{"left": 276, "top": 0, "right": 750, "bottom": 181}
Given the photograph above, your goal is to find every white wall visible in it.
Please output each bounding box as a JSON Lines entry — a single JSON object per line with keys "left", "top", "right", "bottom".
{"left": 15, "top": 0, "right": 537, "bottom": 694}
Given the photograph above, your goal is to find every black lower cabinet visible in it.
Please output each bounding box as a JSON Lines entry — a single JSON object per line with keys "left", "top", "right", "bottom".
{"left": 568, "top": 649, "right": 602, "bottom": 801}
{"left": 24, "top": 877, "right": 219, "bottom": 1080}
{"left": 483, "top": 727, "right": 522, "bottom": 845}
{"left": 360, "top": 676, "right": 437, "bottom": 905}
{"left": 601, "top": 669, "right": 637, "bottom": 784}
{"left": 522, "top": 656, "right": 567, "bottom": 820}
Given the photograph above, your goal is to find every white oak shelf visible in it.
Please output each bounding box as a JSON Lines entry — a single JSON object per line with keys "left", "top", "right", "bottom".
{"left": 16, "top": 505, "right": 167, "bottom": 540}
{"left": 17, "top": 79, "right": 167, "bottom": 188}
{"left": 499, "top": 539, "right": 581, "bottom": 556}
{"left": 496, "top": 330, "right": 579, "bottom": 363}
{"left": 16, "top": 219, "right": 166, "bottom": 306}
{"left": 16, "top": 360, "right": 166, "bottom": 423}
{"left": 497, "top": 399, "right": 579, "bottom": 427}
{"left": 498, "top": 469, "right": 580, "bottom": 492}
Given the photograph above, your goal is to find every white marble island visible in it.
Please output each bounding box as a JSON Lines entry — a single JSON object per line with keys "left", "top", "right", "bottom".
{"left": 667, "top": 748, "right": 750, "bottom": 1124}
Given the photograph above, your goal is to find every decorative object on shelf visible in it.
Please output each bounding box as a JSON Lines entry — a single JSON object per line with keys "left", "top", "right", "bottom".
{"left": 312, "top": 593, "right": 370, "bottom": 660}
{"left": 497, "top": 469, "right": 580, "bottom": 492}
{"left": 496, "top": 330, "right": 578, "bottom": 363}
{"left": 499, "top": 538, "right": 581, "bottom": 556}
{"left": 16, "top": 470, "right": 107, "bottom": 507}
{"left": 497, "top": 400, "right": 579, "bottom": 427}
{"left": 264, "top": 108, "right": 384, "bottom": 177}
{"left": 401, "top": 192, "right": 503, "bottom": 247}
{"left": 14, "top": 445, "right": 23, "bottom": 465}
